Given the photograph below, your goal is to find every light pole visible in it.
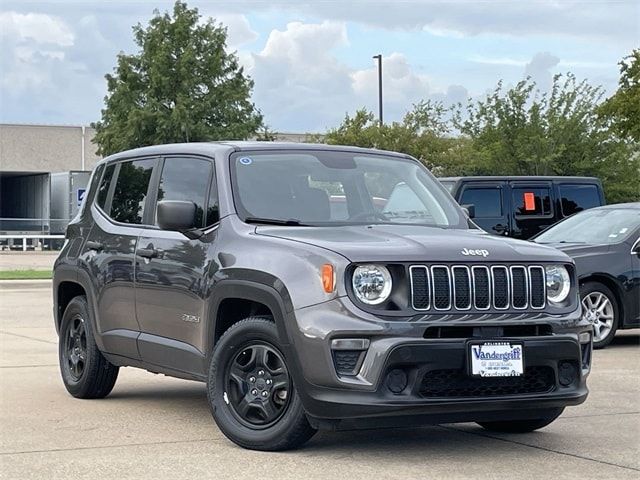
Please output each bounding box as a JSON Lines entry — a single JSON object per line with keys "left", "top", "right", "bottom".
{"left": 372, "top": 54, "right": 383, "bottom": 126}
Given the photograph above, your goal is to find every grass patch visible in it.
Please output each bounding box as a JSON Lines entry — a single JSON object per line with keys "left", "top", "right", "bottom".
{"left": 0, "top": 269, "right": 52, "bottom": 280}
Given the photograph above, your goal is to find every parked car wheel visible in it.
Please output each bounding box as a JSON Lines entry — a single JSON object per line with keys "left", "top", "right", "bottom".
{"left": 207, "top": 317, "right": 316, "bottom": 451}
{"left": 477, "top": 408, "right": 564, "bottom": 433}
{"left": 580, "top": 282, "right": 619, "bottom": 349}
{"left": 59, "top": 296, "right": 119, "bottom": 398}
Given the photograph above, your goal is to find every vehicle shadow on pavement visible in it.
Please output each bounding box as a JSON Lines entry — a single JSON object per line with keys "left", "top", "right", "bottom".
{"left": 609, "top": 333, "right": 640, "bottom": 347}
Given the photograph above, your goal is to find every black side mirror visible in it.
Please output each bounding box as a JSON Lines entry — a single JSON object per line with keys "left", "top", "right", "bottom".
{"left": 157, "top": 200, "right": 196, "bottom": 231}
{"left": 461, "top": 204, "right": 476, "bottom": 219}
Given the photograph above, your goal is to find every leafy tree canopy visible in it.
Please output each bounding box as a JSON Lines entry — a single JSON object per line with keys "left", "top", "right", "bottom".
{"left": 324, "top": 71, "right": 639, "bottom": 203}
{"left": 599, "top": 49, "right": 640, "bottom": 142}
{"left": 93, "top": 1, "right": 263, "bottom": 156}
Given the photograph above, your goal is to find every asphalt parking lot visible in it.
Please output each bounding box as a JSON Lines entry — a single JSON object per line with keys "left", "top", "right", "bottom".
{"left": 1, "top": 280, "right": 638, "bottom": 480}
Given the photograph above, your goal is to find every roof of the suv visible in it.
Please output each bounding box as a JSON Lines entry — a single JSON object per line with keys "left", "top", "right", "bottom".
{"left": 98, "top": 141, "right": 412, "bottom": 165}
{"left": 439, "top": 175, "right": 601, "bottom": 183}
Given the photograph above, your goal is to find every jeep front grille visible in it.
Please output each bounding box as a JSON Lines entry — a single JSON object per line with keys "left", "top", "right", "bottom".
{"left": 409, "top": 265, "right": 546, "bottom": 312}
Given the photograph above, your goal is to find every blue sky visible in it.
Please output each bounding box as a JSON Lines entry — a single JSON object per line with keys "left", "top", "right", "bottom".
{"left": 1, "top": 1, "right": 637, "bottom": 132}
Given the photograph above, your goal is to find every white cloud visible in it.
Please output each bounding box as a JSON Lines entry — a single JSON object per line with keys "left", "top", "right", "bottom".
{"left": 469, "top": 56, "right": 528, "bottom": 67}
{"left": 0, "top": 11, "right": 74, "bottom": 46}
{"left": 203, "top": 13, "right": 258, "bottom": 48}
{"left": 226, "top": 0, "right": 638, "bottom": 45}
{"left": 248, "top": 22, "right": 440, "bottom": 131}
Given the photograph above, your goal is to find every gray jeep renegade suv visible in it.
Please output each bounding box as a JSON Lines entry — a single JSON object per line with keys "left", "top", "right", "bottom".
{"left": 54, "top": 142, "right": 592, "bottom": 451}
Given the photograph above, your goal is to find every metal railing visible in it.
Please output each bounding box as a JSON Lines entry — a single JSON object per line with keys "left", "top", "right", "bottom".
{"left": 0, "top": 234, "right": 66, "bottom": 251}
{"left": 0, "top": 218, "right": 69, "bottom": 251}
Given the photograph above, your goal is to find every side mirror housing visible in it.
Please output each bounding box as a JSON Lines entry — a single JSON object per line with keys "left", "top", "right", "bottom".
{"left": 461, "top": 204, "right": 476, "bottom": 219}
{"left": 157, "top": 200, "right": 196, "bottom": 231}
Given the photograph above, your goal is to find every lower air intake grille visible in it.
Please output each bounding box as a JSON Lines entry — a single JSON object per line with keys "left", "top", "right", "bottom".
{"left": 419, "top": 366, "right": 555, "bottom": 398}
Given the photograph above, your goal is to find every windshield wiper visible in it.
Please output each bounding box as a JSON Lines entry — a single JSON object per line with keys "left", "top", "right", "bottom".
{"left": 244, "top": 217, "right": 309, "bottom": 226}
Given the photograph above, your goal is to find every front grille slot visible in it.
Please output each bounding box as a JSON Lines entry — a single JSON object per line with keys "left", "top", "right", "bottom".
{"left": 419, "top": 366, "right": 555, "bottom": 398}
{"left": 492, "top": 266, "right": 510, "bottom": 309}
{"left": 452, "top": 266, "right": 471, "bottom": 310}
{"left": 409, "top": 264, "right": 546, "bottom": 312}
{"left": 431, "top": 266, "right": 451, "bottom": 310}
{"left": 472, "top": 266, "right": 491, "bottom": 310}
{"left": 510, "top": 266, "right": 528, "bottom": 309}
{"left": 410, "top": 266, "right": 430, "bottom": 310}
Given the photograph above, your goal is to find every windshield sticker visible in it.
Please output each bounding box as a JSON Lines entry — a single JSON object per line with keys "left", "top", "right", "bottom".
{"left": 239, "top": 157, "right": 253, "bottom": 165}
{"left": 620, "top": 228, "right": 628, "bottom": 234}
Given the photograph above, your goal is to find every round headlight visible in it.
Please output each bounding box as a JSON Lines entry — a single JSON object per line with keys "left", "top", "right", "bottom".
{"left": 545, "top": 265, "right": 571, "bottom": 304}
{"left": 352, "top": 264, "right": 392, "bottom": 305}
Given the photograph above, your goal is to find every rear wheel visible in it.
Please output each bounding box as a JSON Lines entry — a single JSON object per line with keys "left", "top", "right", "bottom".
{"left": 59, "top": 296, "right": 119, "bottom": 398}
{"left": 478, "top": 408, "right": 564, "bottom": 433}
{"left": 207, "top": 317, "right": 316, "bottom": 451}
{"left": 580, "top": 282, "right": 619, "bottom": 349}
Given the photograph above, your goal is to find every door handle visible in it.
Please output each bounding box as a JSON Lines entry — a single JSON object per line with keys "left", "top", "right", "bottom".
{"left": 137, "top": 246, "right": 161, "bottom": 259}
{"left": 85, "top": 240, "right": 103, "bottom": 252}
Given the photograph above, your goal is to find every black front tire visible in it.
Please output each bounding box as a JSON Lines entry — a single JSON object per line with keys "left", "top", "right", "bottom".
{"left": 58, "top": 296, "right": 119, "bottom": 399}
{"left": 207, "top": 317, "right": 316, "bottom": 451}
{"left": 477, "top": 408, "right": 564, "bottom": 433}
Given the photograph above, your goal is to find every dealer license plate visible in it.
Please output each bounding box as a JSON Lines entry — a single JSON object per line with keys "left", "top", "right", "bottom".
{"left": 469, "top": 342, "right": 524, "bottom": 377}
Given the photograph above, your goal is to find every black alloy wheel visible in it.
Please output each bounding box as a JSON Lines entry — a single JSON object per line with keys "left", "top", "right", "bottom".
{"left": 64, "top": 314, "right": 88, "bottom": 380}
{"left": 225, "top": 342, "right": 292, "bottom": 428}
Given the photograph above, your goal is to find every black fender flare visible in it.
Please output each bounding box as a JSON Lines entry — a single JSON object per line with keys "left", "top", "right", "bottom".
{"left": 206, "top": 279, "right": 293, "bottom": 354}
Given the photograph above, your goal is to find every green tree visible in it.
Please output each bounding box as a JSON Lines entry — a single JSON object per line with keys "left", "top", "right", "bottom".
{"left": 454, "top": 74, "right": 639, "bottom": 202}
{"left": 93, "top": 1, "right": 263, "bottom": 156}
{"left": 323, "top": 101, "right": 465, "bottom": 175}
{"left": 599, "top": 50, "right": 640, "bottom": 142}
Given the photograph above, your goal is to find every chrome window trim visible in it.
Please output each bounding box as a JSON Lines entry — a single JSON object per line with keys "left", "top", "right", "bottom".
{"left": 451, "top": 265, "right": 472, "bottom": 310}
{"left": 409, "top": 265, "right": 430, "bottom": 311}
{"left": 510, "top": 265, "right": 529, "bottom": 310}
{"left": 430, "top": 265, "right": 452, "bottom": 311}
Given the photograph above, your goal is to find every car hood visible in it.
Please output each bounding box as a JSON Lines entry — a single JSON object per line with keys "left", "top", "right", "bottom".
{"left": 536, "top": 242, "right": 607, "bottom": 259}
{"left": 256, "top": 224, "right": 569, "bottom": 263}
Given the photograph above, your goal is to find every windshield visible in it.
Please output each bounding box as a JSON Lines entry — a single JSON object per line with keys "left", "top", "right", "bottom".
{"left": 535, "top": 207, "right": 640, "bottom": 244}
{"left": 230, "top": 151, "right": 466, "bottom": 228}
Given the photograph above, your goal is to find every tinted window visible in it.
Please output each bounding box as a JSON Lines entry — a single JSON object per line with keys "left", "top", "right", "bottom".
{"left": 157, "top": 158, "right": 211, "bottom": 228}
{"left": 512, "top": 187, "right": 552, "bottom": 217}
{"left": 560, "top": 184, "right": 600, "bottom": 216}
{"left": 110, "top": 159, "right": 155, "bottom": 224}
{"left": 536, "top": 207, "right": 640, "bottom": 244}
{"left": 232, "top": 152, "right": 464, "bottom": 227}
{"left": 96, "top": 164, "right": 115, "bottom": 210}
{"left": 459, "top": 188, "right": 502, "bottom": 218}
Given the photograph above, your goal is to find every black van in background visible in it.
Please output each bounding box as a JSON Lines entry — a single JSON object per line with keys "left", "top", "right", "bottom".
{"left": 439, "top": 176, "right": 605, "bottom": 240}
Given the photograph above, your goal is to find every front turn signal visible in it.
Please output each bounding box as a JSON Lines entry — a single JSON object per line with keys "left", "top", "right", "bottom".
{"left": 322, "top": 264, "right": 335, "bottom": 293}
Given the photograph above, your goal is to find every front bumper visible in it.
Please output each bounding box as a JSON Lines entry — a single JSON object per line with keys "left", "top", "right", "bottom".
{"left": 285, "top": 298, "right": 591, "bottom": 429}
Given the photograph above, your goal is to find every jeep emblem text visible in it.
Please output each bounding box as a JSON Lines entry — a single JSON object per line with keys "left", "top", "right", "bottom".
{"left": 461, "top": 248, "right": 489, "bottom": 257}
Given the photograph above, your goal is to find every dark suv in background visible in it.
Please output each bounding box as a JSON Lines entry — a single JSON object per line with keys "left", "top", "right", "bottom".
{"left": 54, "top": 143, "right": 592, "bottom": 451}
{"left": 439, "top": 176, "right": 605, "bottom": 239}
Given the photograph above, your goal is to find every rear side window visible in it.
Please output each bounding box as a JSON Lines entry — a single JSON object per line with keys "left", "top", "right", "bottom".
{"left": 156, "top": 158, "right": 212, "bottom": 228}
{"left": 96, "top": 164, "right": 115, "bottom": 210}
{"left": 459, "top": 187, "right": 502, "bottom": 218}
{"left": 110, "top": 159, "right": 155, "bottom": 224}
{"left": 560, "top": 184, "right": 600, "bottom": 216}
{"left": 512, "top": 187, "right": 552, "bottom": 217}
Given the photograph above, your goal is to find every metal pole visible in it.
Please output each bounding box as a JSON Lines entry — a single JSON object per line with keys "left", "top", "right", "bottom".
{"left": 373, "top": 54, "right": 383, "bottom": 126}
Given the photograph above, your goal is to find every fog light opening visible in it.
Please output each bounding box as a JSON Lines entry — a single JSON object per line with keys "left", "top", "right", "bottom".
{"left": 386, "top": 369, "right": 408, "bottom": 394}
{"left": 558, "top": 361, "right": 578, "bottom": 387}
